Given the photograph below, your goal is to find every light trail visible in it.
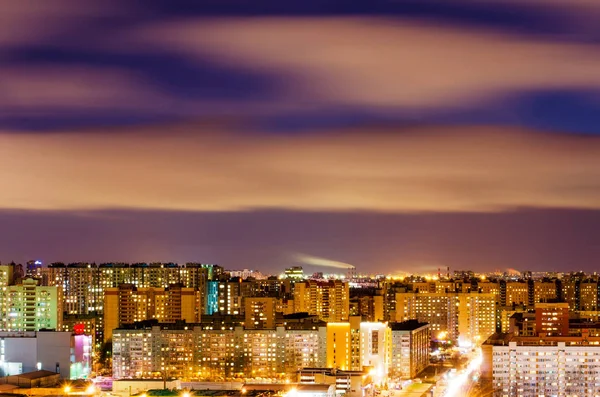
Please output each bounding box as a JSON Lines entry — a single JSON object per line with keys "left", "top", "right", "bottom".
{"left": 443, "top": 350, "right": 482, "bottom": 397}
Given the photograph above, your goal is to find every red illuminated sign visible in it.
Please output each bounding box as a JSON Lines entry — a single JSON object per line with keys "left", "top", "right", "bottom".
{"left": 74, "top": 323, "right": 85, "bottom": 335}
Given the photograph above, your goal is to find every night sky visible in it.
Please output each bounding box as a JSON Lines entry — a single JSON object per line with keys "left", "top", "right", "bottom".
{"left": 1, "top": 1, "right": 599, "bottom": 274}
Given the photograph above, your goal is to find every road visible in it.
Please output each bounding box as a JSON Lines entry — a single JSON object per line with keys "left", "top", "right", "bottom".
{"left": 434, "top": 349, "right": 482, "bottom": 397}
{"left": 388, "top": 383, "right": 433, "bottom": 397}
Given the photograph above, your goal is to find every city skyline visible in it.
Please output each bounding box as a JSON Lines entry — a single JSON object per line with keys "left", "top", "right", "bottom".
{"left": 1, "top": 1, "right": 599, "bottom": 274}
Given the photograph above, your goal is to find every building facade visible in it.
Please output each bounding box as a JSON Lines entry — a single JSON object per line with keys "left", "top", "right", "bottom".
{"left": 3, "top": 278, "right": 62, "bottom": 332}
{"left": 112, "top": 322, "right": 327, "bottom": 380}
{"left": 389, "top": 320, "right": 430, "bottom": 380}
{"left": 483, "top": 333, "right": 600, "bottom": 396}
{"left": 104, "top": 284, "right": 200, "bottom": 341}
{"left": 294, "top": 280, "right": 350, "bottom": 322}
{"left": 0, "top": 331, "right": 90, "bottom": 380}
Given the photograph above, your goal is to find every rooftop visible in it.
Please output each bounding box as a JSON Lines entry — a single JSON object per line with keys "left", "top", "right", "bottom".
{"left": 389, "top": 320, "right": 429, "bottom": 331}
{"left": 7, "top": 370, "right": 60, "bottom": 380}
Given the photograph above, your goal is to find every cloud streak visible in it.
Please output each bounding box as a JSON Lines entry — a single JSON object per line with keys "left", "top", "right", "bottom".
{"left": 137, "top": 17, "right": 600, "bottom": 109}
{"left": 1, "top": 125, "right": 598, "bottom": 213}
{"left": 295, "top": 254, "right": 355, "bottom": 269}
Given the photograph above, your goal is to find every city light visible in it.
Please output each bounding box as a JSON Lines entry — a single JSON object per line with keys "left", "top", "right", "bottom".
{"left": 443, "top": 350, "right": 482, "bottom": 397}
{"left": 286, "top": 387, "right": 297, "bottom": 397}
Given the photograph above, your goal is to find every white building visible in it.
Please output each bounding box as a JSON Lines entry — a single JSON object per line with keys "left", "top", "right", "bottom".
{"left": 359, "top": 322, "right": 389, "bottom": 384}
{"left": 483, "top": 333, "right": 600, "bottom": 396}
{"left": 0, "top": 331, "right": 91, "bottom": 379}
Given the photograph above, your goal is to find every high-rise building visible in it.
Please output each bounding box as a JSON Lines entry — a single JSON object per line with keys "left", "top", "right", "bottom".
{"left": 326, "top": 317, "right": 361, "bottom": 371}
{"left": 504, "top": 282, "right": 529, "bottom": 307}
{"left": 389, "top": 320, "right": 430, "bottom": 380}
{"left": 534, "top": 302, "right": 569, "bottom": 336}
{"left": 3, "top": 278, "right": 62, "bottom": 332}
{"left": 579, "top": 281, "right": 599, "bottom": 311}
{"left": 294, "top": 280, "right": 350, "bottom": 322}
{"left": 244, "top": 297, "right": 276, "bottom": 329}
{"left": 284, "top": 266, "right": 304, "bottom": 280}
{"left": 41, "top": 263, "right": 101, "bottom": 315}
{"left": 25, "top": 260, "right": 43, "bottom": 278}
{"left": 41, "top": 262, "right": 211, "bottom": 317}
{"left": 457, "top": 292, "right": 496, "bottom": 347}
{"left": 359, "top": 322, "right": 390, "bottom": 384}
{"left": 533, "top": 280, "right": 558, "bottom": 304}
{"left": 0, "top": 264, "right": 14, "bottom": 330}
{"left": 395, "top": 292, "right": 459, "bottom": 342}
{"left": 113, "top": 321, "right": 327, "bottom": 380}
{"left": 349, "top": 295, "right": 385, "bottom": 322}
{"left": 103, "top": 284, "right": 200, "bottom": 341}
{"left": 482, "top": 331, "right": 600, "bottom": 396}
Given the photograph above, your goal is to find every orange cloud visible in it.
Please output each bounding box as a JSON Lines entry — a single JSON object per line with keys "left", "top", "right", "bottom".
{"left": 0, "top": 124, "right": 598, "bottom": 212}
{"left": 135, "top": 17, "right": 600, "bottom": 108}
{"left": 0, "top": 66, "right": 159, "bottom": 109}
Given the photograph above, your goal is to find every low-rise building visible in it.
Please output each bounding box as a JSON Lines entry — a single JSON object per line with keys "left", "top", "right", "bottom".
{"left": 0, "top": 330, "right": 91, "bottom": 379}
{"left": 297, "top": 368, "right": 367, "bottom": 397}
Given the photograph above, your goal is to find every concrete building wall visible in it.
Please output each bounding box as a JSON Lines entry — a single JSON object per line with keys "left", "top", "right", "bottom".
{"left": 36, "top": 332, "right": 71, "bottom": 379}
{"left": 0, "top": 331, "right": 72, "bottom": 379}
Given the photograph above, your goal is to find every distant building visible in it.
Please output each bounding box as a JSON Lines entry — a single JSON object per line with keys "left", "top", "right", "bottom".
{"left": 294, "top": 280, "right": 350, "bottom": 322}
{"left": 535, "top": 302, "right": 569, "bottom": 336}
{"left": 284, "top": 267, "right": 304, "bottom": 280}
{"left": 395, "top": 292, "right": 459, "bottom": 342}
{"left": 244, "top": 297, "right": 276, "bottom": 329}
{"left": 228, "top": 269, "right": 266, "bottom": 280}
{"left": 0, "top": 264, "right": 15, "bottom": 330}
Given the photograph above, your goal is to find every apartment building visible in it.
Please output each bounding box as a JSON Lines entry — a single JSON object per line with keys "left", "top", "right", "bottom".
{"left": 533, "top": 280, "right": 558, "bottom": 304}
{"left": 389, "top": 320, "right": 430, "bottom": 380}
{"left": 457, "top": 292, "right": 496, "bottom": 347}
{"left": 504, "top": 282, "right": 529, "bottom": 307}
{"left": 3, "top": 278, "right": 62, "bottom": 332}
{"left": 294, "top": 280, "right": 350, "bottom": 322}
{"left": 482, "top": 332, "right": 600, "bottom": 396}
{"left": 244, "top": 297, "right": 277, "bottom": 329}
{"left": 113, "top": 321, "right": 327, "bottom": 379}
{"left": 104, "top": 283, "right": 200, "bottom": 341}
{"left": 395, "top": 292, "right": 459, "bottom": 342}
{"left": 359, "top": 322, "right": 390, "bottom": 384}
